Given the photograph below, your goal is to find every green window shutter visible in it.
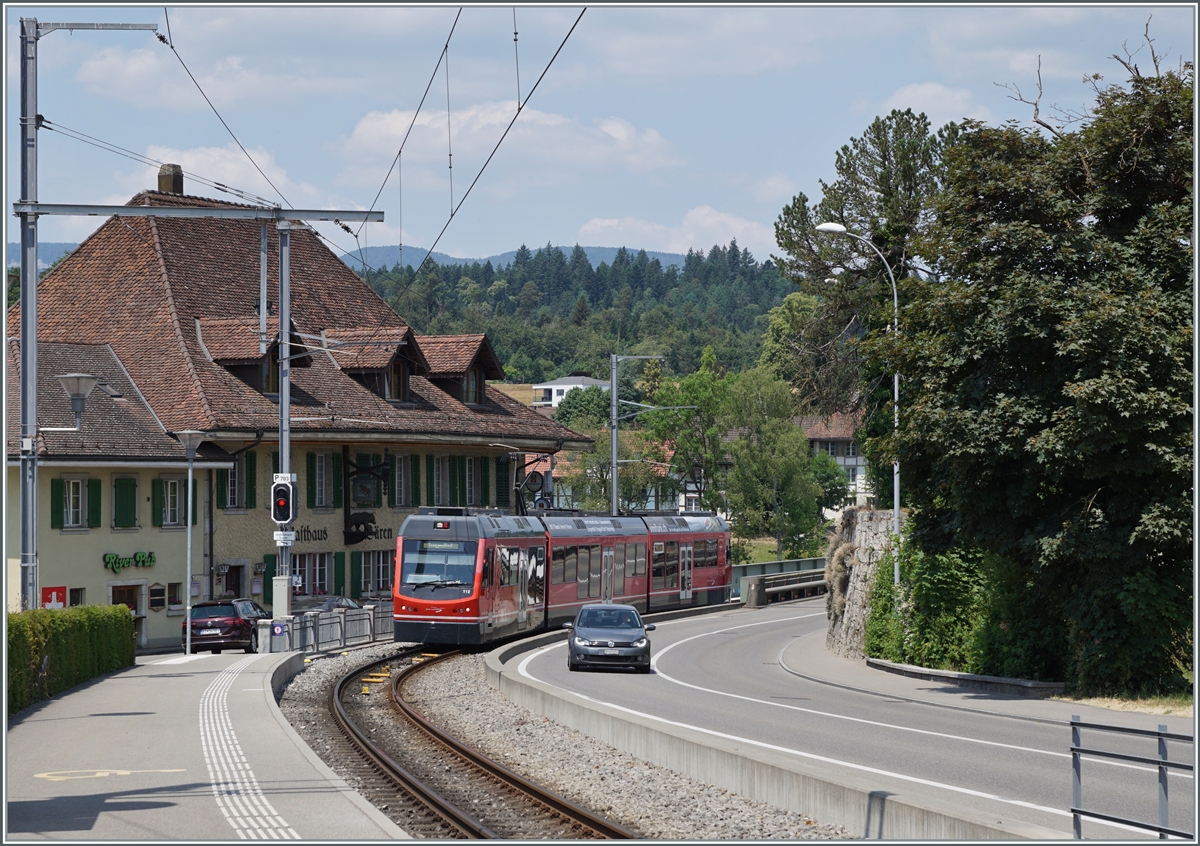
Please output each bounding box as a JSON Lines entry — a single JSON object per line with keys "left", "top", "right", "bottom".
{"left": 350, "top": 551, "right": 363, "bottom": 600}
{"left": 459, "top": 456, "right": 468, "bottom": 507}
{"left": 263, "top": 554, "right": 276, "bottom": 606}
{"left": 87, "top": 478, "right": 102, "bottom": 528}
{"left": 411, "top": 455, "right": 421, "bottom": 507}
{"left": 191, "top": 478, "right": 198, "bottom": 526}
{"left": 426, "top": 455, "right": 435, "bottom": 505}
{"left": 481, "top": 457, "right": 491, "bottom": 507}
{"left": 332, "top": 451, "right": 344, "bottom": 508}
{"left": 271, "top": 451, "right": 279, "bottom": 475}
{"left": 114, "top": 478, "right": 136, "bottom": 528}
{"left": 306, "top": 452, "right": 316, "bottom": 508}
{"left": 373, "top": 454, "right": 383, "bottom": 507}
{"left": 50, "top": 478, "right": 64, "bottom": 529}
{"left": 495, "top": 458, "right": 510, "bottom": 507}
{"left": 216, "top": 470, "right": 228, "bottom": 509}
{"left": 245, "top": 451, "right": 257, "bottom": 509}
{"left": 152, "top": 479, "right": 164, "bottom": 527}
{"left": 387, "top": 455, "right": 397, "bottom": 507}
{"left": 334, "top": 551, "right": 346, "bottom": 597}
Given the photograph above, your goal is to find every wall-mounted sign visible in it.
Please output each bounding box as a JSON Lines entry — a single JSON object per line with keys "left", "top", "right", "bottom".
{"left": 294, "top": 526, "right": 328, "bottom": 542}
{"left": 41, "top": 586, "right": 66, "bottom": 609}
{"left": 148, "top": 583, "right": 166, "bottom": 612}
{"left": 104, "top": 551, "right": 155, "bottom": 574}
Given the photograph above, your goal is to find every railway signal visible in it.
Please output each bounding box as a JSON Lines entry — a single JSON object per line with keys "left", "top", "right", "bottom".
{"left": 271, "top": 481, "right": 296, "bottom": 525}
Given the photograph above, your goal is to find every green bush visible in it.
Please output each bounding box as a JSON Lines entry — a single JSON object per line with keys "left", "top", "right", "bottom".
{"left": 7, "top": 605, "right": 135, "bottom": 715}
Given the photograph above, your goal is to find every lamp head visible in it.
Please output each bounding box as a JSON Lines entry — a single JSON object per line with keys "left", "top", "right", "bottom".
{"left": 815, "top": 222, "right": 848, "bottom": 235}
{"left": 174, "top": 430, "right": 205, "bottom": 459}
{"left": 55, "top": 373, "right": 99, "bottom": 415}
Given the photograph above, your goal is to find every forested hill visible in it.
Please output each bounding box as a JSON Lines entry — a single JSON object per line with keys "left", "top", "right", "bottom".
{"left": 339, "top": 244, "right": 688, "bottom": 274}
{"left": 364, "top": 241, "right": 791, "bottom": 383}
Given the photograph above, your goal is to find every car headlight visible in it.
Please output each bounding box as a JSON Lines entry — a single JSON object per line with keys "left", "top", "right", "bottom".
{"left": 632, "top": 638, "right": 647, "bottom": 648}
{"left": 574, "top": 636, "right": 593, "bottom": 647}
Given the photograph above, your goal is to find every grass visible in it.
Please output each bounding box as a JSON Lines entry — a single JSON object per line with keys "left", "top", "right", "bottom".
{"left": 490, "top": 382, "right": 534, "bottom": 406}
{"left": 740, "top": 538, "right": 785, "bottom": 564}
{"left": 1051, "top": 692, "right": 1193, "bottom": 718}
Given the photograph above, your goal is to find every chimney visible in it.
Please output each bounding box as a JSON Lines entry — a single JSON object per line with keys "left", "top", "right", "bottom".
{"left": 157, "top": 163, "right": 184, "bottom": 195}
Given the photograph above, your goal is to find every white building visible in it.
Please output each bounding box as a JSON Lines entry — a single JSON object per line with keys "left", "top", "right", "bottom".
{"left": 532, "top": 374, "right": 611, "bottom": 408}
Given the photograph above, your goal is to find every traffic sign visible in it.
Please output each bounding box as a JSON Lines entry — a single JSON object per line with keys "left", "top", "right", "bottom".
{"left": 273, "top": 530, "right": 296, "bottom": 545}
{"left": 273, "top": 473, "right": 297, "bottom": 483}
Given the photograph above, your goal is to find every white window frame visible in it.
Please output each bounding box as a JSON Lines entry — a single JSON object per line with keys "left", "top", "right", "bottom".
{"left": 293, "top": 552, "right": 331, "bottom": 596}
{"left": 393, "top": 454, "right": 409, "bottom": 507}
{"left": 314, "top": 452, "right": 330, "bottom": 508}
{"left": 434, "top": 455, "right": 450, "bottom": 506}
{"left": 63, "top": 477, "right": 86, "bottom": 528}
{"left": 227, "top": 455, "right": 242, "bottom": 508}
{"left": 466, "top": 457, "right": 478, "bottom": 506}
{"left": 162, "top": 476, "right": 184, "bottom": 527}
{"left": 362, "top": 549, "right": 395, "bottom": 595}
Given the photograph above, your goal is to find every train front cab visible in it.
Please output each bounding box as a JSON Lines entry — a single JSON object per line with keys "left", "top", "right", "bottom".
{"left": 643, "top": 514, "right": 732, "bottom": 613}
{"left": 393, "top": 511, "right": 546, "bottom": 646}
{"left": 542, "top": 516, "right": 651, "bottom": 628}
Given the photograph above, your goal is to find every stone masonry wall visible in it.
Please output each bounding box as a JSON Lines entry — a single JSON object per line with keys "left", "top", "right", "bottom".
{"left": 824, "top": 508, "right": 903, "bottom": 659}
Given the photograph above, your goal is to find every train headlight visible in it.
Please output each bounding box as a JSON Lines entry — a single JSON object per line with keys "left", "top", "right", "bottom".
{"left": 573, "top": 636, "right": 593, "bottom": 647}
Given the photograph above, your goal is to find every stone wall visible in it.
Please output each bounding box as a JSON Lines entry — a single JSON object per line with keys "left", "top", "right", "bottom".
{"left": 824, "top": 509, "right": 903, "bottom": 659}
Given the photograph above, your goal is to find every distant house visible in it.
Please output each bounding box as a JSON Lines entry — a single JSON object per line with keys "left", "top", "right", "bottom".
{"left": 532, "top": 374, "right": 610, "bottom": 408}
{"left": 799, "top": 412, "right": 870, "bottom": 510}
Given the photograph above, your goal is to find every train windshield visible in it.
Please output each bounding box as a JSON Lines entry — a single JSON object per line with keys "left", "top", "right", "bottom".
{"left": 401, "top": 539, "right": 478, "bottom": 587}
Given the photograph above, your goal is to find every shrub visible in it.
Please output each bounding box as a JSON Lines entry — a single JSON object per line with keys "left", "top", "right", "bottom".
{"left": 7, "top": 605, "right": 135, "bottom": 714}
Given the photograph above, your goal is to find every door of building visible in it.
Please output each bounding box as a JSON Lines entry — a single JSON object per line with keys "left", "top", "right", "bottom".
{"left": 111, "top": 585, "right": 143, "bottom": 646}
{"left": 224, "top": 565, "right": 244, "bottom": 598}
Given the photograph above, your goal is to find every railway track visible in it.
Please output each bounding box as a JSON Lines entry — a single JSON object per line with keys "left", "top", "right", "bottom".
{"left": 331, "top": 650, "right": 639, "bottom": 839}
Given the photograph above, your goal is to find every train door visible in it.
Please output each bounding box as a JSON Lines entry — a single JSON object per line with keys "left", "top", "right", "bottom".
{"left": 483, "top": 547, "right": 497, "bottom": 634}
{"left": 517, "top": 547, "right": 529, "bottom": 629}
{"left": 679, "top": 542, "right": 694, "bottom": 601}
{"left": 601, "top": 547, "right": 615, "bottom": 603}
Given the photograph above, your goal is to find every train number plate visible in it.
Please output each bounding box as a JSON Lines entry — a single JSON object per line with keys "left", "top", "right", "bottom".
{"left": 603, "top": 649, "right": 619, "bottom": 655}
{"left": 199, "top": 628, "right": 220, "bottom": 635}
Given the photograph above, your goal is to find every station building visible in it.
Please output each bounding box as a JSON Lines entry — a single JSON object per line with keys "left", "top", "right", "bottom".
{"left": 6, "top": 176, "right": 589, "bottom": 647}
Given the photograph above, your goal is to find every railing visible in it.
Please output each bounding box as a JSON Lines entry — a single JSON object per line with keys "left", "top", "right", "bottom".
{"left": 258, "top": 602, "right": 394, "bottom": 654}
{"left": 733, "top": 558, "right": 823, "bottom": 600}
{"left": 1070, "top": 715, "right": 1194, "bottom": 839}
{"left": 742, "top": 570, "right": 827, "bottom": 607}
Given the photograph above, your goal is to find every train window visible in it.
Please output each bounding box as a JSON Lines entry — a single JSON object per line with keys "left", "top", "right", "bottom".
{"left": 665, "top": 540, "right": 679, "bottom": 589}
{"left": 482, "top": 548, "right": 492, "bottom": 589}
{"left": 576, "top": 546, "right": 590, "bottom": 599}
{"left": 551, "top": 546, "right": 565, "bottom": 585}
{"left": 564, "top": 546, "right": 578, "bottom": 587}
{"left": 589, "top": 544, "right": 602, "bottom": 598}
{"left": 638, "top": 543, "right": 647, "bottom": 576}
{"left": 532, "top": 547, "right": 545, "bottom": 603}
{"left": 500, "top": 547, "right": 518, "bottom": 586}
{"left": 651, "top": 543, "right": 665, "bottom": 590}
{"left": 614, "top": 544, "right": 626, "bottom": 594}
{"left": 707, "top": 538, "right": 719, "bottom": 567}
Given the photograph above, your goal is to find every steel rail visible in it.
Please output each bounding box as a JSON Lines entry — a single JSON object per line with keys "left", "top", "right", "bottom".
{"left": 330, "top": 648, "right": 494, "bottom": 839}
{"left": 394, "top": 651, "right": 640, "bottom": 839}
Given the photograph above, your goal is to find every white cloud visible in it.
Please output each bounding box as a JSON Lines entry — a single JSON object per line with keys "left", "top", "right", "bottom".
{"left": 882, "top": 82, "right": 993, "bottom": 127}
{"left": 578, "top": 205, "right": 776, "bottom": 259}
{"left": 750, "top": 171, "right": 797, "bottom": 204}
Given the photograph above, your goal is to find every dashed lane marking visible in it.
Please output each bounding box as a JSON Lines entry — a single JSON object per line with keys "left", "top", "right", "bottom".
{"left": 199, "top": 655, "right": 300, "bottom": 839}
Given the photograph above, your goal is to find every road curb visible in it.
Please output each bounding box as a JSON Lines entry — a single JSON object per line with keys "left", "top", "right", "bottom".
{"left": 866, "top": 657, "right": 1066, "bottom": 698}
{"left": 484, "top": 608, "right": 1069, "bottom": 841}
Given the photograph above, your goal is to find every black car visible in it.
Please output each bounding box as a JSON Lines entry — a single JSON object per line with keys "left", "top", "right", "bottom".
{"left": 564, "top": 603, "right": 656, "bottom": 673}
{"left": 291, "top": 595, "right": 361, "bottom": 614}
{"left": 182, "top": 598, "right": 268, "bottom": 654}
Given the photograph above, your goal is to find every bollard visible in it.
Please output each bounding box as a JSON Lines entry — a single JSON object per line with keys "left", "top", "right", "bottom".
{"left": 336, "top": 608, "right": 348, "bottom": 648}
{"left": 364, "top": 604, "right": 377, "bottom": 642}
{"left": 746, "top": 576, "right": 766, "bottom": 608}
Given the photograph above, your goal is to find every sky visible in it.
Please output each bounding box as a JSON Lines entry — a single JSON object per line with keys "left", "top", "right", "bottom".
{"left": 5, "top": 4, "right": 1195, "bottom": 266}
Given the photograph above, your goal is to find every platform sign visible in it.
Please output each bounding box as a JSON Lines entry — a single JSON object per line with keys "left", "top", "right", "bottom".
{"left": 272, "top": 623, "right": 285, "bottom": 636}
{"left": 41, "top": 586, "right": 66, "bottom": 609}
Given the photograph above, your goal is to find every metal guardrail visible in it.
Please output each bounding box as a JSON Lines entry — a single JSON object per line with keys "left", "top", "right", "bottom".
{"left": 734, "top": 558, "right": 823, "bottom": 599}
{"left": 258, "top": 603, "right": 394, "bottom": 654}
{"left": 1070, "top": 715, "right": 1194, "bottom": 839}
{"left": 743, "top": 570, "right": 827, "bottom": 607}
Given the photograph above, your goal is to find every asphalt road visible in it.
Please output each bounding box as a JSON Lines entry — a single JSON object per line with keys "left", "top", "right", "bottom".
{"left": 520, "top": 597, "right": 1195, "bottom": 840}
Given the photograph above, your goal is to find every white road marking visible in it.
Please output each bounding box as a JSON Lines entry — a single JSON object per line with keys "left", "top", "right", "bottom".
{"left": 199, "top": 655, "right": 300, "bottom": 839}
{"left": 516, "top": 614, "right": 1181, "bottom": 838}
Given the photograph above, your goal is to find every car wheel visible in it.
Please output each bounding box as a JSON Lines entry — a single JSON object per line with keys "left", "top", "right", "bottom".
{"left": 567, "top": 652, "right": 578, "bottom": 672}
{"left": 245, "top": 631, "right": 258, "bottom": 654}
{"left": 638, "top": 662, "right": 652, "bottom": 674}
{"left": 213, "top": 648, "right": 222, "bottom": 654}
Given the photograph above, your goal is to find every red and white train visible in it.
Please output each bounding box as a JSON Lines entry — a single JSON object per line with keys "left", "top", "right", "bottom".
{"left": 392, "top": 508, "right": 732, "bottom": 645}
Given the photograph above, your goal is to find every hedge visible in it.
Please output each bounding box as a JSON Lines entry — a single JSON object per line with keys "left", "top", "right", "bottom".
{"left": 8, "top": 605, "right": 136, "bottom": 715}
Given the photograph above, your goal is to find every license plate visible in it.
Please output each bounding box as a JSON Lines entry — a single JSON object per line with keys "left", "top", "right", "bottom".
{"left": 199, "top": 628, "right": 220, "bottom": 635}
{"left": 603, "top": 649, "right": 619, "bottom": 655}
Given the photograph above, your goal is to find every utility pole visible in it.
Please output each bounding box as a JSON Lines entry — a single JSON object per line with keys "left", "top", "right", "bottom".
{"left": 609, "top": 354, "right": 663, "bottom": 516}
{"left": 18, "top": 18, "right": 157, "bottom": 611}
{"left": 275, "top": 222, "right": 295, "bottom": 591}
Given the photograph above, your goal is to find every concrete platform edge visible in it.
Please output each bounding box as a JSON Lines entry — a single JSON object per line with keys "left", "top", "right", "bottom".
{"left": 264, "top": 651, "right": 412, "bottom": 839}
{"left": 865, "top": 657, "right": 1066, "bottom": 697}
{"left": 485, "top": 627, "right": 1068, "bottom": 841}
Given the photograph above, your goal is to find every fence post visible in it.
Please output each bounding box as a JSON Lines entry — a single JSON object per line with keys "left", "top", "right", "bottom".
{"left": 1072, "top": 716, "right": 1081, "bottom": 839}
{"left": 1158, "top": 723, "right": 1168, "bottom": 840}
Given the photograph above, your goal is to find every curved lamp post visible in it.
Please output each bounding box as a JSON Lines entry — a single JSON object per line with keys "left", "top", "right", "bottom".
{"left": 174, "top": 430, "right": 205, "bottom": 654}
{"left": 815, "top": 222, "right": 901, "bottom": 585}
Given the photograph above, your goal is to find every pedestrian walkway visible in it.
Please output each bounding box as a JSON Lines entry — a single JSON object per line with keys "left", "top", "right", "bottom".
{"left": 780, "top": 626, "right": 1194, "bottom": 734}
{"left": 6, "top": 650, "right": 408, "bottom": 840}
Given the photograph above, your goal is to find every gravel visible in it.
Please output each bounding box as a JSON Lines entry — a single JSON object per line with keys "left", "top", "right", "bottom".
{"left": 280, "top": 644, "right": 854, "bottom": 840}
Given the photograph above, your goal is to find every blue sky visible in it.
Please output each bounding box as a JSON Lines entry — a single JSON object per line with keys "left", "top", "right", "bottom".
{"left": 5, "top": 4, "right": 1195, "bottom": 265}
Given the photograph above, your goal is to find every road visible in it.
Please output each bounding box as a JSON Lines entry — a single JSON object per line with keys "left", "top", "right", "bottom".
{"left": 518, "top": 597, "right": 1195, "bottom": 840}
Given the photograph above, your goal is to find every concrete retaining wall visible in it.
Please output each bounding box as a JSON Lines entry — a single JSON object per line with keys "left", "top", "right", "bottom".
{"left": 485, "top": 630, "right": 1066, "bottom": 841}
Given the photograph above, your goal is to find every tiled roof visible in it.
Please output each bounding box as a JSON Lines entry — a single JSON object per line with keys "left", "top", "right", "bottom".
{"left": 6, "top": 341, "right": 226, "bottom": 463}
{"left": 416, "top": 334, "right": 504, "bottom": 380}
{"left": 197, "top": 316, "right": 281, "bottom": 363}
{"left": 323, "top": 326, "right": 412, "bottom": 371}
{"left": 797, "top": 411, "right": 863, "bottom": 440}
{"left": 6, "top": 189, "right": 589, "bottom": 451}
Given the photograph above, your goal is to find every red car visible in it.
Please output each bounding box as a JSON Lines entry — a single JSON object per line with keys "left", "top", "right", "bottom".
{"left": 181, "top": 598, "right": 268, "bottom": 654}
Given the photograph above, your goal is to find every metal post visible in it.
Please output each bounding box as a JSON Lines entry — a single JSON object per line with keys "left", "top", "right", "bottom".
{"left": 1072, "top": 716, "right": 1082, "bottom": 839}
{"left": 610, "top": 354, "right": 619, "bottom": 516}
{"left": 277, "top": 223, "right": 292, "bottom": 598}
{"left": 1158, "top": 724, "right": 1169, "bottom": 839}
{"left": 19, "top": 18, "right": 40, "bottom": 612}
{"left": 185, "top": 452, "right": 194, "bottom": 654}
{"left": 259, "top": 222, "right": 268, "bottom": 355}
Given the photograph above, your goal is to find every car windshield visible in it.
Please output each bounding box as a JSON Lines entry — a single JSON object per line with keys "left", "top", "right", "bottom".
{"left": 577, "top": 608, "right": 640, "bottom": 629}
{"left": 191, "top": 604, "right": 237, "bottom": 620}
{"left": 401, "top": 539, "right": 477, "bottom": 586}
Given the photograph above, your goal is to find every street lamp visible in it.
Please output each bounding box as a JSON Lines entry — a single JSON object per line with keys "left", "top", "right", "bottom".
{"left": 55, "top": 373, "right": 99, "bottom": 429}
{"left": 174, "top": 430, "right": 205, "bottom": 655}
{"left": 815, "top": 221, "right": 901, "bottom": 585}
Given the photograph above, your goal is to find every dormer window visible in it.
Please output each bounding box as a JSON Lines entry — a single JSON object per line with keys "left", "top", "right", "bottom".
{"left": 465, "top": 367, "right": 484, "bottom": 404}
{"left": 264, "top": 350, "right": 280, "bottom": 394}
{"left": 351, "top": 358, "right": 409, "bottom": 403}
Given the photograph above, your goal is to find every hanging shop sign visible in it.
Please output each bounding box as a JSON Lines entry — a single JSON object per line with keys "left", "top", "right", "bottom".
{"left": 103, "top": 551, "right": 156, "bottom": 574}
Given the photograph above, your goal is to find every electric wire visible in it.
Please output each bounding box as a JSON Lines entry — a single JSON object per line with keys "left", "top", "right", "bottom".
{"left": 159, "top": 7, "right": 292, "bottom": 209}
{"left": 446, "top": 42, "right": 454, "bottom": 217}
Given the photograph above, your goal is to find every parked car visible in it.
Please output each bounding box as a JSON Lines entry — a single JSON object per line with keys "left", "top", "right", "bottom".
{"left": 564, "top": 603, "right": 656, "bottom": 673}
{"left": 182, "top": 598, "right": 268, "bottom": 654}
{"left": 290, "top": 595, "right": 361, "bottom": 614}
